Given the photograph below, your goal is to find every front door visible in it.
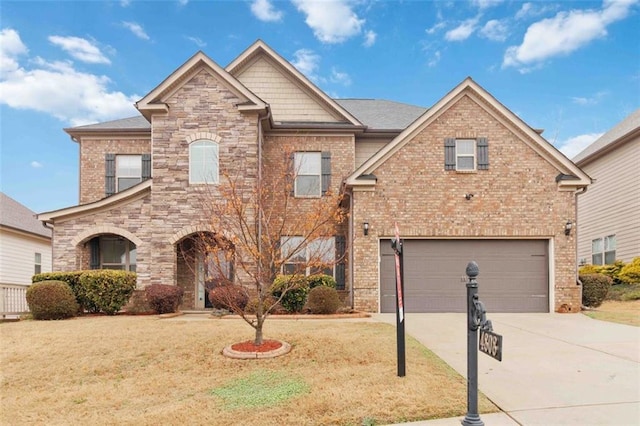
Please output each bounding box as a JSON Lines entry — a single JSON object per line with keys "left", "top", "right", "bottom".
{"left": 196, "top": 249, "right": 233, "bottom": 309}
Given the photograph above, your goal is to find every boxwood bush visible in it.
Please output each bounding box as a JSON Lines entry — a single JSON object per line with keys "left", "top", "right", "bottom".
{"left": 26, "top": 280, "right": 79, "bottom": 320}
{"left": 271, "top": 275, "right": 309, "bottom": 313}
{"left": 580, "top": 273, "right": 612, "bottom": 308}
{"left": 145, "top": 284, "right": 184, "bottom": 314}
{"left": 305, "top": 285, "right": 342, "bottom": 314}
{"left": 307, "top": 274, "right": 336, "bottom": 289}
{"left": 32, "top": 271, "right": 95, "bottom": 313}
{"left": 79, "top": 270, "right": 137, "bottom": 315}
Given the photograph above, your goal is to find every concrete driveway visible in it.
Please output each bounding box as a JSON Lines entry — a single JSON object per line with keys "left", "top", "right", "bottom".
{"left": 373, "top": 313, "right": 640, "bottom": 425}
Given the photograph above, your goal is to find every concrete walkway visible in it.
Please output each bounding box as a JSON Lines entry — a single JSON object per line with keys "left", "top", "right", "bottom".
{"left": 374, "top": 313, "right": 640, "bottom": 425}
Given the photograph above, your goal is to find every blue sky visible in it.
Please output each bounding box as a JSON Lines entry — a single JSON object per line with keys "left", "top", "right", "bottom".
{"left": 1, "top": 0, "right": 639, "bottom": 213}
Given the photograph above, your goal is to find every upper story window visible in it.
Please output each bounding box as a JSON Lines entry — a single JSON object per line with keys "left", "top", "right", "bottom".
{"left": 445, "top": 138, "right": 489, "bottom": 171}
{"left": 591, "top": 235, "right": 616, "bottom": 265}
{"left": 116, "top": 155, "right": 142, "bottom": 191}
{"left": 190, "top": 140, "right": 219, "bottom": 184}
{"left": 295, "top": 152, "right": 321, "bottom": 197}
{"left": 105, "top": 153, "right": 150, "bottom": 197}
{"left": 293, "top": 151, "right": 331, "bottom": 197}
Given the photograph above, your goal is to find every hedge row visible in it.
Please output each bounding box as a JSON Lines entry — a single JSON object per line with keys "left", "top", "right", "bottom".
{"left": 33, "top": 270, "right": 136, "bottom": 315}
{"left": 579, "top": 257, "right": 640, "bottom": 285}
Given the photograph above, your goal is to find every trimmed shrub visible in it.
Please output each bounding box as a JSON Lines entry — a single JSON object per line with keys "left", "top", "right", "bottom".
{"left": 306, "top": 274, "right": 336, "bottom": 289}
{"left": 123, "top": 290, "right": 153, "bottom": 314}
{"left": 79, "top": 270, "right": 137, "bottom": 315}
{"left": 145, "top": 284, "right": 184, "bottom": 314}
{"left": 33, "top": 271, "right": 95, "bottom": 313}
{"left": 26, "top": 280, "right": 79, "bottom": 320}
{"left": 599, "top": 260, "right": 626, "bottom": 284}
{"left": 578, "top": 264, "right": 603, "bottom": 276}
{"left": 618, "top": 257, "right": 640, "bottom": 285}
{"left": 209, "top": 285, "right": 249, "bottom": 312}
{"left": 580, "top": 273, "right": 612, "bottom": 308}
{"left": 271, "top": 275, "right": 309, "bottom": 313}
{"left": 305, "top": 285, "right": 342, "bottom": 314}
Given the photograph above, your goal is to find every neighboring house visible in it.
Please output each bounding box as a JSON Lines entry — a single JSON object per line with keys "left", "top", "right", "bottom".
{"left": 38, "top": 40, "right": 590, "bottom": 314}
{"left": 573, "top": 109, "right": 640, "bottom": 266}
{"left": 1, "top": 193, "right": 52, "bottom": 316}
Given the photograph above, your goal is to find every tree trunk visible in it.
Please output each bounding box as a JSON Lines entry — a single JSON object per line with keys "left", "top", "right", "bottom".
{"left": 254, "top": 325, "right": 263, "bottom": 346}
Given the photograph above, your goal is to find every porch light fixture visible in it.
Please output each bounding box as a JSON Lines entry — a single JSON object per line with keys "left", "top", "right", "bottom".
{"left": 564, "top": 220, "right": 573, "bottom": 236}
{"left": 363, "top": 222, "right": 370, "bottom": 236}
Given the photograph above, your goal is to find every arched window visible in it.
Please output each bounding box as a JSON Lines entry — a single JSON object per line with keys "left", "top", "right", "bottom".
{"left": 189, "top": 140, "right": 219, "bottom": 184}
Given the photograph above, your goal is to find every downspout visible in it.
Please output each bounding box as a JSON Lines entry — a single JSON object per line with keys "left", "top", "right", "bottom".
{"left": 257, "top": 109, "right": 271, "bottom": 281}
{"left": 574, "top": 186, "right": 589, "bottom": 288}
{"left": 347, "top": 187, "right": 355, "bottom": 309}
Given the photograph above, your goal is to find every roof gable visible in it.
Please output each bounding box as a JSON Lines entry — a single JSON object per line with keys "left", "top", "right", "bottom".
{"left": 136, "top": 51, "right": 267, "bottom": 120}
{"left": 0, "top": 193, "right": 51, "bottom": 238}
{"left": 345, "top": 77, "right": 591, "bottom": 189}
{"left": 226, "top": 40, "right": 361, "bottom": 126}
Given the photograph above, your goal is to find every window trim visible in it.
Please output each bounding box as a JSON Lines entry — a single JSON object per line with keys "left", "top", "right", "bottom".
{"left": 116, "top": 154, "right": 143, "bottom": 192}
{"left": 294, "top": 152, "right": 322, "bottom": 198}
{"left": 189, "top": 139, "right": 219, "bottom": 184}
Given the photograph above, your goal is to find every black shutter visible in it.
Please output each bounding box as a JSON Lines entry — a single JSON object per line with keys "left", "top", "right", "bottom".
{"left": 89, "top": 238, "right": 100, "bottom": 269}
{"left": 105, "top": 153, "right": 116, "bottom": 196}
{"left": 335, "top": 235, "right": 346, "bottom": 290}
{"left": 142, "top": 153, "right": 151, "bottom": 180}
{"left": 477, "top": 138, "right": 489, "bottom": 170}
{"left": 321, "top": 152, "right": 331, "bottom": 195}
{"left": 288, "top": 152, "right": 295, "bottom": 196}
{"left": 444, "top": 138, "right": 456, "bottom": 170}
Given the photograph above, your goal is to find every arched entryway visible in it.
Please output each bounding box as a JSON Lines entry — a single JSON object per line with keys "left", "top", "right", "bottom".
{"left": 176, "top": 232, "right": 234, "bottom": 310}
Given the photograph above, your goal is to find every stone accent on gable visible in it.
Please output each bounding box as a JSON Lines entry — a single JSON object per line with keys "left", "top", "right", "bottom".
{"left": 79, "top": 137, "right": 151, "bottom": 204}
{"left": 350, "top": 94, "right": 580, "bottom": 313}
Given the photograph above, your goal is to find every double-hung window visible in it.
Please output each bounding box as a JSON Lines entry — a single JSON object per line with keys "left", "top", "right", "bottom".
{"left": 281, "top": 236, "right": 335, "bottom": 277}
{"left": 444, "top": 138, "right": 489, "bottom": 171}
{"left": 34, "top": 253, "right": 42, "bottom": 274}
{"left": 294, "top": 152, "right": 321, "bottom": 197}
{"left": 189, "top": 140, "right": 219, "bottom": 184}
{"left": 116, "top": 155, "right": 142, "bottom": 191}
{"left": 99, "top": 236, "right": 137, "bottom": 272}
{"left": 591, "top": 235, "right": 616, "bottom": 265}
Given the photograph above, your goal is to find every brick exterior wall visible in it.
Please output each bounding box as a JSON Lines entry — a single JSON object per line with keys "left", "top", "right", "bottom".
{"left": 79, "top": 138, "right": 151, "bottom": 204}
{"left": 350, "top": 94, "right": 579, "bottom": 313}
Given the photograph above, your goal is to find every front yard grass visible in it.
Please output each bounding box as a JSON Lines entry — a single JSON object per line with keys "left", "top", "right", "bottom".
{"left": 0, "top": 316, "right": 497, "bottom": 425}
{"left": 583, "top": 300, "right": 640, "bottom": 327}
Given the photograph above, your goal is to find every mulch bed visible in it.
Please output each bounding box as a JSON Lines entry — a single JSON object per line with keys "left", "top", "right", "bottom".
{"left": 231, "top": 339, "right": 283, "bottom": 353}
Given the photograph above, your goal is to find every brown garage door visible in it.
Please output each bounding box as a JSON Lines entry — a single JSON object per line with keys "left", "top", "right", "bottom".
{"left": 380, "top": 239, "right": 549, "bottom": 313}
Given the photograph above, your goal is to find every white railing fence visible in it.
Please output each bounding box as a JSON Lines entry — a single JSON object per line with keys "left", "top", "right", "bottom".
{"left": 1, "top": 284, "right": 30, "bottom": 318}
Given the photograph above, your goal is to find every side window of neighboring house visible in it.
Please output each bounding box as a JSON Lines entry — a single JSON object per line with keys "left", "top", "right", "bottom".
{"left": 293, "top": 151, "right": 331, "bottom": 197}
{"left": 34, "top": 252, "right": 41, "bottom": 274}
{"left": 444, "top": 138, "right": 489, "bottom": 171}
{"left": 105, "top": 153, "right": 151, "bottom": 197}
{"left": 591, "top": 235, "right": 616, "bottom": 265}
{"left": 189, "top": 140, "right": 219, "bottom": 184}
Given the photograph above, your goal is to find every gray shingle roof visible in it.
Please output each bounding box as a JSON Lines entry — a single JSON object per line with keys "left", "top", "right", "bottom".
{"left": 65, "top": 99, "right": 428, "bottom": 133}
{"left": 335, "top": 99, "right": 427, "bottom": 130}
{"left": 0, "top": 193, "right": 52, "bottom": 238}
{"left": 66, "top": 116, "right": 151, "bottom": 131}
{"left": 573, "top": 108, "right": 640, "bottom": 163}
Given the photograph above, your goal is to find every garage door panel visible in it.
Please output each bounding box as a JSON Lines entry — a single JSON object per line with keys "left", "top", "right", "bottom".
{"left": 380, "top": 239, "right": 549, "bottom": 313}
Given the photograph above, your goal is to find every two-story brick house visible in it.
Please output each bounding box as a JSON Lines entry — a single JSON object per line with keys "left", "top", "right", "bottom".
{"left": 38, "top": 40, "right": 590, "bottom": 313}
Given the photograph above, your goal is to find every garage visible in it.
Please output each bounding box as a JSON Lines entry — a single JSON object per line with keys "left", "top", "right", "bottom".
{"left": 380, "top": 239, "right": 549, "bottom": 313}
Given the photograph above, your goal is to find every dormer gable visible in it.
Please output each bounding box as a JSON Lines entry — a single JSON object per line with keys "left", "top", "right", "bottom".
{"left": 136, "top": 51, "right": 267, "bottom": 121}
{"left": 345, "top": 77, "right": 591, "bottom": 191}
{"left": 226, "top": 40, "right": 362, "bottom": 127}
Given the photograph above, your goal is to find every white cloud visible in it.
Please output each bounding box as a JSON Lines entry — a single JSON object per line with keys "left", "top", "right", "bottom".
{"left": 250, "top": 0, "right": 283, "bottom": 22}
{"left": 504, "top": 0, "right": 637, "bottom": 70}
{"left": 558, "top": 132, "right": 604, "bottom": 158}
{"left": 445, "top": 17, "right": 479, "bottom": 41}
{"left": 571, "top": 91, "right": 609, "bottom": 106}
{"left": 428, "top": 50, "right": 442, "bottom": 67}
{"left": 479, "top": 19, "right": 509, "bottom": 42}
{"left": 30, "top": 161, "right": 43, "bottom": 168}
{"left": 120, "top": 0, "right": 131, "bottom": 7}
{"left": 291, "top": 49, "right": 321, "bottom": 81}
{"left": 426, "top": 21, "right": 446, "bottom": 35}
{"left": 472, "top": 0, "right": 503, "bottom": 9}
{"left": 122, "top": 21, "right": 150, "bottom": 40}
{"left": 48, "top": 36, "right": 111, "bottom": 64}
{"left": 363, "top": 30, "right": 376, "bottom": 47}
{"left": 178, "top": 0, "right": 189, "bottom": 6}
{"left": 292, "top": 0, "right": 365, "bottom": 43}
{"left": 0, "top": 30, "right": 139, "bottom": 126}
{"left": 0, "top": 29, "right": 28, "bottom": 78}
{"left": 186, "top": 36, "right": 206, "bottom": 48}
{"left": 330, "top": 67, "right": 351, "bottom": 86}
